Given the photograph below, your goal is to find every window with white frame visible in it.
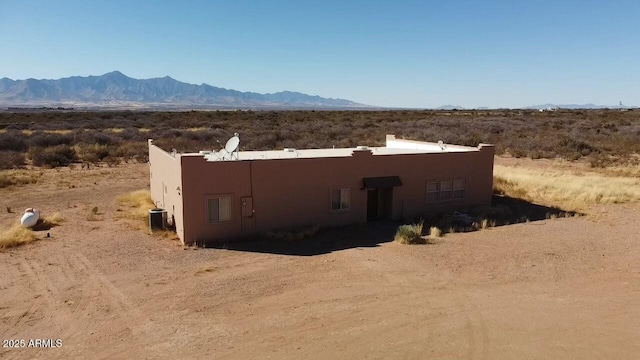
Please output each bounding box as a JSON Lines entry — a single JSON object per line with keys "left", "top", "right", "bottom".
{"left": 426, "top": 181, "right": 440, "bottom": 202}
{"left": 331, "top": 188, "right": 351, "bottom": 211}
{"left": 207, "top": 196, "right": 231, "bottom": 223}
{"left": 453, "top": 179, "right": 466, "bottom": 199}
{"left": 427, "top": 179, "right": 466, "bottom": 202}
{"left": 440, "top": 180, "right": 452, "bottom": 200}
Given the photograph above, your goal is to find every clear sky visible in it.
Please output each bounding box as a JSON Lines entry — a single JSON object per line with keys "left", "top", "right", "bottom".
{"left": 1, "top": 0, "right": 638, "bottom": 108}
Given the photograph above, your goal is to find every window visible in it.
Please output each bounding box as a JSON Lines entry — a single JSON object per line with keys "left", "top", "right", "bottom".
{"left": 331, "top": 188, "right": 351, "bottom": 211}
{"left": 426, "top": 181, "right": 439, "bottom": 202}
{"left": 427, "top": 179, "right": 466, "bottom": 203}
{"left": 453, "top": 179, "right": 466, "bottom": 199}
{"left": 207, "top": 197, "right": 231, "bottom": 223}
{"left": 440, "top": 180, "right": 452, "bottom": 200}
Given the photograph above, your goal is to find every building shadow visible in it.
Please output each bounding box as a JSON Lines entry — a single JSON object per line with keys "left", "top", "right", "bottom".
{"left": 491, "top": 195, "right": 578, "bottom": 223}
{"left": 206, "top": 195, "right": 580, "bottom": 256}
{"left": 425, "top": 195, "right": 581, "bottom": 232}
{"left": 206, "top": 221, "right": 398, "bottom": 256}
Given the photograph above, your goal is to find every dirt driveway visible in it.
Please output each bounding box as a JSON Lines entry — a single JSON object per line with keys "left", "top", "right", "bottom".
{"left": 1, "top": 163, "right": 639, "bottom": 359}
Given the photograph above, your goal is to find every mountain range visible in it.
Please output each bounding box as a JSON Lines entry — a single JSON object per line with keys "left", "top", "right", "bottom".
{"left": 523, "top": 103, "right": 635, "bottom": 110}
{"left": 435, "top": 103, "right": 635, "bottom": 110}
{"left": 0, "top": 71, "right": 368, "bottom": 109}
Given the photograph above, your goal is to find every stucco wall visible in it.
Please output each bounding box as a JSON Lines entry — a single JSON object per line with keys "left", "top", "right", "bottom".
{"left": 176, "top": 144, "right": 495, "bottom": 245}
{"left": 180, "top": 156, "right": 251, "bottom": 245}
{"left": 148, "top": 140, "right": 185, "bottom": 242}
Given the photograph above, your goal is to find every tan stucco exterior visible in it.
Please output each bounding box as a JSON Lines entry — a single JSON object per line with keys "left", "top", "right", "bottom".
{"left": 149, "top": 136, "right": 495, "bottom": 246}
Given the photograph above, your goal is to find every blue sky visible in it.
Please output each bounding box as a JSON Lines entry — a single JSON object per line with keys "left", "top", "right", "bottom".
{"left": 1, "top": 0, "right": 638, "bottom": 108}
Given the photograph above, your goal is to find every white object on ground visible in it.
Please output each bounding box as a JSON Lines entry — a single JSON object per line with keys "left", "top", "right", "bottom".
{"left": 20, "top": 208, "right": 40, "bottom": 228}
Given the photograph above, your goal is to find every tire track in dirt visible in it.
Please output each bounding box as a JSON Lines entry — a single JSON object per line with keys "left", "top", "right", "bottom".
{"left": 7, "top": 255, "right": 96, "bottom": 360}
{"left": 462, "top": 305, "right": 489, "bottom": 360}
{"left": 27, "top": 259, "right": 65, "bottom": 334}
{"left": 3, "top": 259, "right": 58, "bottom": 339}
{"left": 63, "top": 252, "right": 100, "bottom": 317}
{"left": 71, "top": 251, "right": 137, "bottom": 314}
{"left": 0, "top": 260, "right": 38, "bottom": 339}
{"left": 69, "top": 251, "right": 160, "bottom": 358}
{"left": 3, "top": 250, "right": 157, "bottom": 358}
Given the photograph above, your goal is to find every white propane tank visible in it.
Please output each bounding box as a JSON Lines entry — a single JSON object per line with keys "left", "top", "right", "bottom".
{"left": 20, "top": 208, "right": 40, "bottom": 228}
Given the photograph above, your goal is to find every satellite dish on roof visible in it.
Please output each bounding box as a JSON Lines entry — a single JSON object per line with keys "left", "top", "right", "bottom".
{"left": 225, "top": 135, "right": 240, "bottom": 153}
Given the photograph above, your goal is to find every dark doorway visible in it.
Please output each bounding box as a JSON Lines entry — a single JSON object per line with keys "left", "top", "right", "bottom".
{"left": 367, "top": 187, "right": 393, "bottom": 221}
{"left": 367, "top": 189, "right": 379, "bottom": 220}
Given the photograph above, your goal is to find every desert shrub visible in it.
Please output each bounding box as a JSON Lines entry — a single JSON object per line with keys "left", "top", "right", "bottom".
{"left": 31, "top": 144, "right": 77, "bottom": 167}
{"left": 0, "top": 131, "right": 28, "bottom": 151}
{"left": 104, "top": 156, "right": 121, "bottom": 167}
{"left": 0, "top": 151, "right": 25, "bottom": 169}
{"left": 160, "top": 129, "right": 183, "bottom": 139}
{"left": 2, "top": 109, "right": 640, "bottom": 166}
{"left": 119, "top": 127, "right": 146, "bottom": 141}
{"left": 557, "top": 137, "right": 599, "bottom": 156}
{"left": 153, "top": 137, "right": 200, "bottom": 153}
{"left": 394, "top": 222, "right": 424, "bottom": 244}
{"left": 114, "top": 142, "right": 149, "bottom": 162}
{"left": 27, "top": 132, "right": 73, "bottom": 147}
{"left": 79, "top": 130, "right": 117, "bottom": 145}
{"left": 77, "top": 143, "right": 112, "bottom": 163}
{"left": 587, "top": 153, "right": 613, "bottom": 168}
{"left": 461, "top": 132, "right": 486, "bottom": 147}
{"left": 0, "top": 224, "right": 38, "bottom": 248}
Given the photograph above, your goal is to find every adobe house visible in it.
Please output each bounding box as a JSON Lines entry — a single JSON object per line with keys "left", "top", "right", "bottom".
{"left": 148, "top": 135, "right": 494, "bottom": 246}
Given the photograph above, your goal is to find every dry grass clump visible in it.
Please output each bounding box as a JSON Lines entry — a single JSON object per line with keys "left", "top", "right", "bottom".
{"left": 116, "top": 190, "right": 155, "bottom": 223}
{"left": 41, "top": 212, "right": 64, "bottom": 226}
{"left": 0, "top": 224, "right": 38, "bottom": 248}
{"left": 0, "top": 170, "right": 41, "bottom": 188}
{"left": 428, "top": 226, "right": 441, "bottom": 239}
{"left": 115, "top": 190, "right": 179, "bottom": 238}
{"left": 33, "top": 212, "right": 65, "bottom": 230}
{"left": 152, "top": 229, "right": 180, "bottom": 241}
{"left": 494, "top": 164, "right": 640, "bottom": 210}
{"left": 395, "top": 222, "right": 425, "bottom": 244}
{"left": 469, "top": 219, "right": 497, "bottom": 230}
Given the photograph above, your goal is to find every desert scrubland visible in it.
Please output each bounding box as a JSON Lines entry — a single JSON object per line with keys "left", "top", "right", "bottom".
{"left": 1, "top": 109, "right": 639, "bottom": 359}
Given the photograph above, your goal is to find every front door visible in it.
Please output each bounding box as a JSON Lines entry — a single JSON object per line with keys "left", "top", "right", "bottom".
{"left": 367, "top": 187, "right": 393, "bottom": 221}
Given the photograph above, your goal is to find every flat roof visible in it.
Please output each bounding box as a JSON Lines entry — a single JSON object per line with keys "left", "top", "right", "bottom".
{"left": 197, "top": 143, "right": 477, "bottom": 161}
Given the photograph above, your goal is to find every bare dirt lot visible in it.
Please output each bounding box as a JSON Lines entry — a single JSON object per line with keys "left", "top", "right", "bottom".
{"left": 1, "top": 160, "right": 639, "bottom": 359}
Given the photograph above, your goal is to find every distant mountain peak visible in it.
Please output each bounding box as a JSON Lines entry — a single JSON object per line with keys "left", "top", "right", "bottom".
{"left": 0, "top": 72, "right": 371, "bottom": 109}
{"left": 104, "top": 70, "right": 127, "bottom": 77}
{"left": 436, "top": 104, "right": 465, "bottom": 110}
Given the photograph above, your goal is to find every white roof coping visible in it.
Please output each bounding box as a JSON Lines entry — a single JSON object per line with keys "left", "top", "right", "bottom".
{"left": 175, "top": 135, "right": 486, "bottom": 161}
{"left": 193, "top": 139, "right": 479, "bottom": 162}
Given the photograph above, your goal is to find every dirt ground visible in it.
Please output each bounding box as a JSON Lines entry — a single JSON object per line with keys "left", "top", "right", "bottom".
{"left": 0, "top": 160, "right": 639, "bottom": 359}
